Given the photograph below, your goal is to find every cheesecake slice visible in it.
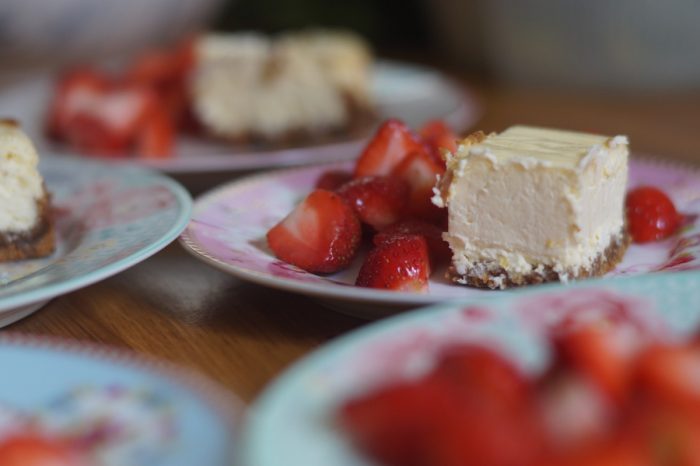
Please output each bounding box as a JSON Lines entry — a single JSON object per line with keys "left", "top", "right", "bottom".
{"left": 433, "top": 125, "right": 629, "bottom": 289}
{"left": 0, "top": 120, "right": 55, "bottom": 262}
{"left": 191, "top": 30, "right": 375, "bottom": 144}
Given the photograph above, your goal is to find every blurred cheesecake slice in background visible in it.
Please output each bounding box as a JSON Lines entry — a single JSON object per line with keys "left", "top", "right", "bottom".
{"left": 0, "top": 120, "right": 55, "bottom": 262}
{"left": 191, "top": 30, "right": 376, "bottom": 144}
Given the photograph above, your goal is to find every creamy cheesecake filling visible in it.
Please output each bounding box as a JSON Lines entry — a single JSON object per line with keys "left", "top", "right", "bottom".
{"left": 0, "top": 121, "right": 44, "bottom": 233}
{"left": 435, "top": 126, "right": 629, "bottom": 288}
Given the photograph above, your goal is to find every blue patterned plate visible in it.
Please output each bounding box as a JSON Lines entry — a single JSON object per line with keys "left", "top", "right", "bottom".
{"left": 239, "top": 271, "right": 700, "bottom": 466}
{"left": 0, "top": 333, "right": 239, "bottom": 465}
{"left": 0, "top": 156, "right": 191, "bottom": 326}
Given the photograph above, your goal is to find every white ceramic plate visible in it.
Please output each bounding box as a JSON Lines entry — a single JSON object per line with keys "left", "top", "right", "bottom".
{"left": 0, "top": 61, "right": 479, "bottom": 174}
{"left": 180, "top": 157, "right": 700, "bottom": 318}
{"left": 0, "top": 156, "right": 191, "bottom": 326}
{"left": 238, "top": 271, "right": 700, "bottom": 466}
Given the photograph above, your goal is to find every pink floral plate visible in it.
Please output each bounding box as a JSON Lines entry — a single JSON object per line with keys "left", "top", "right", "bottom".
{"left": 179, "top": 157, "right": 700, "bottom": 318}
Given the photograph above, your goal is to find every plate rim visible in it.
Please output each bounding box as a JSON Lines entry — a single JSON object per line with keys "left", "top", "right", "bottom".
{"left": 179, "top": 155, "right": 700, "bottom": 308}
{"left": 0, "top": 162, "right": 193, "bottom": 312}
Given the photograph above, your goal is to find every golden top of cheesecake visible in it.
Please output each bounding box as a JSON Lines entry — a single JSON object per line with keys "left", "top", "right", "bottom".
{"left": 457, "top": 125, "right": 628, "bottom": 170}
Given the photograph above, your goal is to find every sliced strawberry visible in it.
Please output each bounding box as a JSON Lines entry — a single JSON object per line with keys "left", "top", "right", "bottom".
{"left": 539, "top": 438, "right": 650, "bottom": 466}
{"left": 636, "top": 343, "right": 700, "bottom": 418}
{"left": 46, "top": 68, "right": 112, "bottom": 140}
{"left": 314, "top": 170, "right": 353, "bottom": 191}
{"left": 0, "top": 434, "right": 87, "bottom": 466}
{"left": 537, "top": 371, "right": 616, "bottom": 452}
{"left": 374, "top": 219, "right": 451, "bottom": 264}
{"left": 49, "top": 72, "right": 160, "bottom": 156}
{"left": 355, "top": 235, "right": 430, "bottom": 292}
{"left": 126, "top": 40, "right": 194, "bottom": 90}
{"left": 337, "top": 176, "right": 409, "bottom": 231}
{"left": 428, "top": 402, "right": 545, "bottom": 466}
{"left": 267, "top": 189, "right": 361, "bottom": 274}
{"left": 392, "top": 150, "right": 446, "bottom": 224}
{"left": 419, "top": 119, "right": 458, "bottom": 168}
{"left": 552, "top": 318, "right": 650, "bottom": 405}
{"left": 340, "top": 379, "right": 450, "bottom": 466}
{"left": 428, "top": 345, "right": 533, "bottom": 421}
{"left": 354, "top": 119, "right": 426, "bottom": 178}
{"left": 136, "top": 107, "right": 175, "bottom": 158}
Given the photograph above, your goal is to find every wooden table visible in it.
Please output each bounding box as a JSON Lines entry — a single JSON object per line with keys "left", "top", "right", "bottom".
{"left": 9, "top": 76, "right": 700, "bottom": 405}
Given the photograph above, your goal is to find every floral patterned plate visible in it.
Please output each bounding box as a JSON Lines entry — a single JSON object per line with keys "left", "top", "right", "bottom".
{"left": 0, "top": 155, "right": 191, "bottom": 326}
{"left": 0, "top": 333, "right": 240, "bottom": 466}
{"left": 180, "top": 157, "right": 700, "bottom": 318}
{"left": 238, "top": 271, "right": 700, "bottom": 466}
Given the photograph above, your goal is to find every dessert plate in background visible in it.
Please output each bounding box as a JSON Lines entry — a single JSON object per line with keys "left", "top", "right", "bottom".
{"left": 0, "top": 60, "right": 479, "bottom": 174}
{"left": 0, "top": 333, "right": 239, "bottom": 465}
{"left": 238, "top": 271, "right": 700, "bottom": 466}
{"left": 0, "top": 156, "right": 191, "bottom": 326}
{"left": 180, "top": 157, "right": 700, "bottom": 318}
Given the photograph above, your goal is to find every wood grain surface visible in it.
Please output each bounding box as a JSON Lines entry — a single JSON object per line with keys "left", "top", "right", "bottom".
{"left": 7, "top": 76, "right": 700, "bottom": 405}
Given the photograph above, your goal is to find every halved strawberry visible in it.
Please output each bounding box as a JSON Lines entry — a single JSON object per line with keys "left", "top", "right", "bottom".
{"left": 337, "top": 176, "right": 409, "bottom": 231}
{"left": 314, "top": 170, "right": 352, "bottom": 191}
{"left": 267, "top": 189, "right": 361, "bottom": 274}
{"left": 49, "top": 71, "right": 160, "bottom": 156}
{"left": 537, "top": 371, "right": 616, "bottom": 452}
{"left": 552, "top": 318, "right": 650, "bottom": 405}
{"left": 46, "top": 68, "right": 112, "bottom": 140}
{"left": 432, "top": 344, "right": 532, "bottom": 413}
{"left": 419, "top": 119, "right": 458, "bottom": 168}
{"left": 392, "top": 150, "right": 446, "bottom": 224}
{"left": 636, "top": 343, "right": 700, "bottom": 418}
{"left": 136, "top": 107, "right": 175, "bottom": 158}
{"left": 354, "top": 119, "right": 426, "bottom": 178}
{"left": 340, "top": 379, "right": 450, "bottom": 466}
{"left": 355, "top": 235, "right": 430, "bottom": 292}
{"left": 374, "top": 219, "right": 451, "bottom": 264}
{"left": 0, "top": 434, "right": 88, "bottom": 466}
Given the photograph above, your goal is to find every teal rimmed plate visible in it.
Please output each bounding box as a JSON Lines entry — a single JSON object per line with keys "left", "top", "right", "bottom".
{"left": 239, "top": 271, "right": 700, "bottom": 466}
{"left": 0, "top": 155, "right": 191, "bottom": 326}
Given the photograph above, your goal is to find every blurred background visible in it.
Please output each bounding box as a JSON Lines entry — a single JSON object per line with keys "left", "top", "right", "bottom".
{"left": 1, "top": 0, "right": 699, "bottom": 160}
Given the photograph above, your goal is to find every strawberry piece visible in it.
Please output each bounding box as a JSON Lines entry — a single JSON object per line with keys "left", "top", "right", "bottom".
{"left": 552, "top": 320, "right": 649, "bottom": 405}
{"left": 48, "top": 70, "right": 161, "bottom": 156}
{"left": 355, "top": 235, "right": 430, "bottom": 292}
{"left": 374, "top": 219, "right": 451, "bottom": 264}
{"left": 432, "top": 344, "right": 532, "bottom": 413}
{"left": 636, "top": 343, "right": 700, "bottom": 418}
{"left": 126, "top": 39, "right": 195, "bottom": 127}
{"left": 136, "top": 107, "right": 175, "bottom": 158}
{"left": 46, "top": 68, "right": 112, "bottom": 140}
{"left": 340, "top": 379, "right": 451, "bottom": 466}
{"left": 314, "top": 170, "right": 352, "bottom": 191}
{"left": 537, "top": 371, "right": 616, "bottom": 452}
{"left": 337, "top": 176, "right": 409, "bottom": 231}
{"left": 626, "top": 186, "right": 682, "bottom": 243}
{"left": 419, "top": 119, "right": 458, "bottom": 168}
{"left": 392, "top": 150, "right": 446, "bottom": 224}
{"left": 354, "top": 119, "right": 426, "bottom": 178}
{"left": 267, "top": 189, "right": 361, "bottom": 274}
{"left": 428, "top": 403, "right": 545, "bottom": 466}
{"left": 0, "top": 434, "right": 87, "bottom": 466}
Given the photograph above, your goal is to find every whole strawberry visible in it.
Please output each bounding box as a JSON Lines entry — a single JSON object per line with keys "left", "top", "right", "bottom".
{"left": 625, "top": 186, "right": 682, "bottom": 243}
